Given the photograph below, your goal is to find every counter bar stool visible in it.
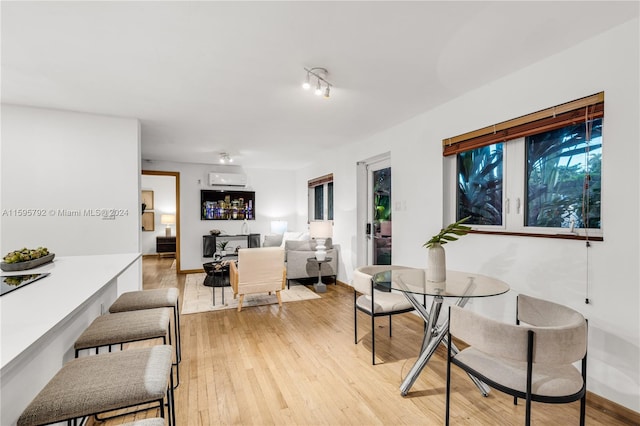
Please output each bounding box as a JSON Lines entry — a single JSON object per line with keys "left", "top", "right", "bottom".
{"left": 74, "top": 308, "right": 179, "bottom": 388}
{"left": 18, "top": 345, "right": 175, "bottom": 426}
{"left": 109, "top": 288, "right": 181, "bottom": 364}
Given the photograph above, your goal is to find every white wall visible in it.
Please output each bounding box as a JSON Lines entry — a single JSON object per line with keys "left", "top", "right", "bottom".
{"left": 140, "top": 174, "right": 177, "bottom": 254}
{"left": 0, "top": 106, "right": 143, "bottom": 424}
{"left": 142, "top": 161, "right": 298, "bottom": 271}
{"left": 298, "top": 19, "right": 640, "bottom": 411}
{"left": 1, "top": 105, "right": 142, "bottom": 257}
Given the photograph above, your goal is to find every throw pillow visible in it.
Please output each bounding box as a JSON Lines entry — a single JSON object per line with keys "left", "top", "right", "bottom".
{"left": 263, "top": 234, "right": 283, "bottom": 247}
{"left": 280, "top": 231, "right": 310, "bottom": 248}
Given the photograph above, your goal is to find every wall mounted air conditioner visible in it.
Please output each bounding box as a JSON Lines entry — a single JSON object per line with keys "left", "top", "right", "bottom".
{"left": 208, "top": 172, "right": 247, "bottom": 187}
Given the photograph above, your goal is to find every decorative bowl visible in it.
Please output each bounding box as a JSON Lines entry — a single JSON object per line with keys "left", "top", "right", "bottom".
{"left": 1, "top": 253, "right": 55, "bottom": 272}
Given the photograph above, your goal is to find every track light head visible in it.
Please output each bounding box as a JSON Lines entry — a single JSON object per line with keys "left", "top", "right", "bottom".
{"left": 302, "top": 72, "right": 311, "bottom": 90}
{"left": 314, "top": 79, "right": 322, "bottom": 96}
{"left": 323, "top": 85, "right": 330, "bottom": 99}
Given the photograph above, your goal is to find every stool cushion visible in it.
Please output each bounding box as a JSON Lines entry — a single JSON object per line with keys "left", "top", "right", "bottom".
{"left": 75, "top": 308, "right": 170, "bottom": 350}
{"left": 109, "top": 288, "right": 179, "bottom": 313}
{"left": 18, "top": 346, "right": 173, "bottom": 426}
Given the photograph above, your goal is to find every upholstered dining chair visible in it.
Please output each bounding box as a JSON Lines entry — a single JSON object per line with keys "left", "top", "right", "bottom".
{"left": 229, "top": 247, "right": 286, "bottom": 312}
{"left": 445, "top": 294, "right": 588, "bottom": 426}
{"left": 352, "top": 265, "right": 417, "bottom": 365}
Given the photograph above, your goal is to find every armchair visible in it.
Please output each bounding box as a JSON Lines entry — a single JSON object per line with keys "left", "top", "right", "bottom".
{"left": 446, "top": 294, "right": 588, "bottom": 425}
{"left": 351, "top": 265, "right": 416, "bottom": 365}
{"left": 229, "top": 247, "right": 286, "bottom": 312}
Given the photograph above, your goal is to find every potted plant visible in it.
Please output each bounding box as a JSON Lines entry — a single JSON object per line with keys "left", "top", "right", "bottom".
{"left": 217, "top": 240, "right": 230, "bottom": 256}
{"left": 423, "top": 217, "right": 471, "bottom": 282}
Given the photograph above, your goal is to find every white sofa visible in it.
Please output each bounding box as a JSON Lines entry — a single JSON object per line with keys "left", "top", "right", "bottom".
{"left": 263, "top": 233, "right": 338, "bottom": 288}
{"left": 284, "top": 239, "right": 338, "bottom": 288}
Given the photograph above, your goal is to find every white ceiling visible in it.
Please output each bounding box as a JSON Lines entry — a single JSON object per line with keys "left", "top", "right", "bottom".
{"left": 2, "top": 1, "right": 637, "bottom": 170}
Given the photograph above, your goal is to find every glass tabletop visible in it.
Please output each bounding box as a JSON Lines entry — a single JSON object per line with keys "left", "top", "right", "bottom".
{"left": 372, "top": 268, "right": 509, "bottom": 298}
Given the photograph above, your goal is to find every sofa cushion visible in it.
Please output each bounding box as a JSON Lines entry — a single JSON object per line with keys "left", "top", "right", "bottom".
{"left": 285, "top": 238, "right": 333, "bottom": 252}
{"left": 285, "top": 240, "right": 316, "bottom": 252}
{"left": 263, "top": 234, "right": 283, "bottom": 247}
{"left": 280, "top": 231, "right": 310, "bottom": 248}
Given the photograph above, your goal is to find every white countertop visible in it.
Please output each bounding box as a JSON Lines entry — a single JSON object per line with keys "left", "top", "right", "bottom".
{"left": 0, "top": 253, "right": 141, "bottom": 369}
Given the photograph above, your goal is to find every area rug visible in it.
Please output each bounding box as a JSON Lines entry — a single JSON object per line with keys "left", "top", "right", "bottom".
{"left": 181, "top": 273, "right": 321, "bottom": 314}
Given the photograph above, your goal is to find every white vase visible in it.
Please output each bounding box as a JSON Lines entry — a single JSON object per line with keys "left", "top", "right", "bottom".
{"left": 427, "top": 243, "right": 446, "bottom": 282}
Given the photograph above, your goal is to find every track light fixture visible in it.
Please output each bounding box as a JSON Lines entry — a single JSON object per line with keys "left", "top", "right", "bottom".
{"left": 302, "top": 73, "right": 311, "bottom": 90}
{"left": 302, "top": 67, "right": 332, "bottom": 99}
{"left": 219, "top": 152, "right": 233, "bottom": 164}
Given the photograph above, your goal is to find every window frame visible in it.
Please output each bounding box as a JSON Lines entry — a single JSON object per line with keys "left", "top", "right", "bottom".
{"left": 443, "top": 93, "right": 604, "bottom": 241}
{"left": 308, "top": 174, "right": 334, "bottom": 222}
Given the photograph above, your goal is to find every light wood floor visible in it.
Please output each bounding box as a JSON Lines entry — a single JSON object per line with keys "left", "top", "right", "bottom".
{"left": 99, "top": 257, "right": 631, "bottom": 425}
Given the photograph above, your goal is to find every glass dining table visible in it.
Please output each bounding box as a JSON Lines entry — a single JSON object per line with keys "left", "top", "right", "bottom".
{"left": 371, "top": 268, "right": 510, "bottom": 396}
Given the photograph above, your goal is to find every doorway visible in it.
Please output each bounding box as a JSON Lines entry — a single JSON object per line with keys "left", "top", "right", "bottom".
{"left": 356, "top": 154, "right": 391, "bottom": 266}
{"left": 141, "top": 170, "right": 181, "bottom": 271}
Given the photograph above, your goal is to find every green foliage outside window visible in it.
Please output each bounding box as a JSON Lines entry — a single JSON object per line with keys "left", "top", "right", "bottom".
{"left": 457, "top": 144, "right": 503, "bottom": 225}
{"left": 373, "top": 167, "right": 391, "bottom": 222}
{"left": 526, "top": 119, "right": 602, "bottom": 229}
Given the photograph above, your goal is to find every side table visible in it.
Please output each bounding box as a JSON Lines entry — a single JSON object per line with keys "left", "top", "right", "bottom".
{"left": 307, "top": 257, "right": 333, "bottom": 293}
{"left": 203, "top": 257, "right": 237, "bottom": 305}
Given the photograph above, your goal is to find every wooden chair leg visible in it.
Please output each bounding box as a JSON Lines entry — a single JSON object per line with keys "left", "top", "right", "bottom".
{"left": 237, "top": 295, "right": 244, "bottom": 312}
{"left": 276, "top": 290, "right": 282, "bottom": 306}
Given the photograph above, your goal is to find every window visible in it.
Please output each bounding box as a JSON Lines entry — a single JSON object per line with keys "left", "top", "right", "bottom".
{"left": 308, "top": 174, "right": 333, "bottom": 221}
{"left": 526, "top": 119, "right": 602, "bottom": 230}
{"left": 457, "top": 144, "right": 503, "bottom": 226}
{"left": 444, "top": 93, "right": 604, "bottom": 239}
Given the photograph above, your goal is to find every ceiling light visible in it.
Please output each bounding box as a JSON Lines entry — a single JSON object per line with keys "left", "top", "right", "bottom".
{"left": 302, "top": 67, "right": 332, "bottom": 99}
{"left": 323, "top": 85, "right": 330, "bottom": 99}
{"left": 302, "top": 72, "right": 311, "bottom": 90}
{"left": 219, "top": 152, "right": 232, "bottom": 163}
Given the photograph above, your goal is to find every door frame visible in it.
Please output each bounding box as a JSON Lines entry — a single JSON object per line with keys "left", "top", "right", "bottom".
{"left": 356, "top": 152, "right": 391, "bottom": 267}
{"left": 142, "top": 170, "right": 181, "bottom": 272}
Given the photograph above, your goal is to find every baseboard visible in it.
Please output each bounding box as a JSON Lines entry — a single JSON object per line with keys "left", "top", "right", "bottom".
{"left": 336, "top": 279, "right": 350, "bottom": 288}
{"left": 180, "top": 268, "right": 204, "bottom": 274}
{"left": 587, "top": 391, "right": 640, "bottom": 425}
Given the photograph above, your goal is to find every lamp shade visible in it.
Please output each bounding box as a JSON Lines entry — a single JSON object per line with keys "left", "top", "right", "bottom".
{"left": 270, "top": 220, "right": 288, "bottom": 234}
{"left": 160, "top": 214, "right": 176, "bottom": 225}
{"left": 309, "top": 221, "right": 332, "bottom": 239}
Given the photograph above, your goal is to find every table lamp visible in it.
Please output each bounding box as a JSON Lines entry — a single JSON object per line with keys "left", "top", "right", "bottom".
{"left": 270, "top": 220, "right": 288, "bottom": 235}
{"left": 160, "top": 214, "right": 176, "bottom": 237}
{"left": 309, "top": 221, "right": 332, "bottom": 261}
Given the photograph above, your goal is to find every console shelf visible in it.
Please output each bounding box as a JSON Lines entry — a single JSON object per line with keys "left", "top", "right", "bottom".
{"left": 203, "top": 234, "right": 260, "bottom": 257}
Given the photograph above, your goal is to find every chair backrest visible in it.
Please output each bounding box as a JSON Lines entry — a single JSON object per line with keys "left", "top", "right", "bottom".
{"left": 352, "top": 265, "right": 411, "bottom": 295}
{"left": 450, "top": 295, "right": 587, "bottom": 365}
{"left": 517, "top": 294, "right": 587, "bottom": 364}
{"left": 237, "top": 247, "right": 285, "bottom": 293}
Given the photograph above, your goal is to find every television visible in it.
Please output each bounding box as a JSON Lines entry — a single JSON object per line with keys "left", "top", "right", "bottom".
{"left": 201, "top": 190, "right": 255, "bottom": 220}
